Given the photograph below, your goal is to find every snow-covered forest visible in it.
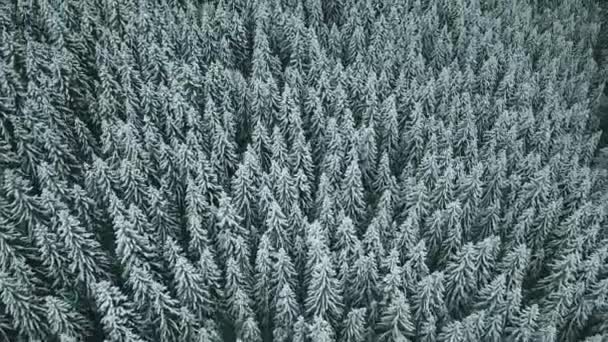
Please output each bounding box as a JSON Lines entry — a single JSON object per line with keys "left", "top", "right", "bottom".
{"left": 1, "top": 0, "right": 608, "bottom": 341}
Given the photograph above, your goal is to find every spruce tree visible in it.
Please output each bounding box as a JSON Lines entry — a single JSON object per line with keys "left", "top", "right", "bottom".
{"left": 0, "top": 1, "right": 606, "bottom": 341}
{"left": 92, "top": 281, "right": 146, "bottom": 342}
{"left": 342, "top": 308, "right": 367, "bottom": 342}
{"left": 305, "top": 254, "right": 344, "bottom": 327}
{"left": 376, "top": 290, "right": 415, "bottom": 342}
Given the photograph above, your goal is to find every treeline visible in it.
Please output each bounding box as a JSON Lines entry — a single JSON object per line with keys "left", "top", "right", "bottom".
{"left": 0, "top": 0, "right": 607, "bottom": 342}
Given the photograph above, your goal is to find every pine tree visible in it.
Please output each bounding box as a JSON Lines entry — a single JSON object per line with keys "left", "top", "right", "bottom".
{"left": 289, "top": 129, "right": 314, "bottom": 185}
{"left": 308, "top": 315, "right": 337, "bottom": 342}
{"left": 215, "top": 191, "right": 249, "bottom": 267}
{"left": 403, "top": 179, "right": 431, "bottom": 221}
{"left": 321, "top": 118, "right": 346, "bottom": 186}
{"left": 335, "top": 215, "right": 361, "bottom": 264}
{"left": 32, "top": 222, "right": 71, "bottom": 290}
{"left": 432, "top": 163, "right": 456, "bottom": 210}
{"left": 198, "top": 246, "right": 224, "bottom": 314}
{"left": 376, "top": 290, "right": 415, "bottom": 342}
{"left": 498, "top": 244, "right": 531, "bottom": 291}
{"left": 117, "top": 158, "right": 147, "bottom": 207}
{"left": 211, "top": 123, "right": 239, "bottom": 180}
{"left": 231, "top": 145, "right": 261, "bottom": 229}
{"left": 2, "top": 170, "right": 47, "bottom": 229}
{"left": 265, "top": 198, "right": 290, "bottom": 251}
{"left": 363, "top": 218, "right": 386, "bottom": 261}
{"left": 112, "top": 210, "right": 158, "bottom": 278}
{"left": 534, "top": 251, "right": 580, "bottom": 329}
{"left": 53, "top": 210, "right": 110, "bottom": 289}
{"left": 506, "top": 304, "right": 541, "bottom": 342}
{"left": 271, "top": 126, "right": 289, "bottom": 169}
{"left": 413, "top": 272, "right": 446, "bottom": 340}
{"left": 0, "top": 271, "right": 48, "bottom": 340}
{"left": 251, "top": 119, "right": 273, "bottom": 171}
{"left": 92, "top": 280, "right": 146, "bottom": 342}
{"left": 167, "top": 238, "right": 217, "bottom": 320}
{"left": 225, "top": 257, "right": 255, "bottom": 326}
{"left": 379, "top": 95, "right": 400, "bottom": 161}
{"left": 239, "top": 316, "right": 263, "bottom": 342}
{"left": 373, "top": 152, "right": 397, "bottom": 197}
{"left": 146, "top": 186, "right": 179, "bottom": 243}
{"left": 0, "top": 1, "right": 606, "bottom": 341}
{"left": 443, "top": 243, "right": 480, "bottom": 317}
{"left": 340, "top": 147, "right": 366, "bottom": 224}
{"left": 305, "top": 254, "right": 344, "bottom": 326}
{"left": 392, "top": 215, "right": 420, "bottom": 261}
{"left": 292, "top": 315, "right": 307, "bottom": 342}
{"left": 273, "top": 283, "right": 300, "bottom": 342}
{"left": 342, "top": 308, "right": 367, "bottom": 342}
{"left": 44, "top": 295, "right": 91, "bottom": 340}
{"left": 403, "top": 240, "right": 430, "bottom": 292}
{"left": 272, "top": 247, "right": 297, "bottom": 305}
{"left": 254, "top": 234, "right": 275, "bottom": 335}
{"left": 126, "top": 263, "right": 183, "bottom": 342}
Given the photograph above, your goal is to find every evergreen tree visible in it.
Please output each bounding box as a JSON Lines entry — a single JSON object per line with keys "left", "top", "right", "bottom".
{"left": 239, "top": 316, "right": 263, "bottom": 342}
{"left": 0, "top": 271, "right": 48, "bottom": 340}
{"left": 340, "top": 147, "right": 366, "bottom": 224}
{"left": 92, "top": 281, "right": 146, "bottom": 342}
{"left": 254, "top": 234, "right": 275, "bottom": 335}
{"left": 231, "top": 145, "right": 261, "bottom": 229}
{"left": 272, "top": 247, "right": 297, "bottom": 306}
{"left": 215, "top": 191, "right": 249, "bottom": 267}
{"left": 44, "top": 295, "right": 91, "bottom": 340}
{"left": 376, "top": 290, "right": 415, "bottom": 342}
{"left": 350, "top": 250, "right": 379, "bottom": 308}
{"left": 305, "top": 254, "right": 344, "bottom": 326}
{"left": 273, "top": 283, "right": 299, "bottom": 342}
{"left": 505, "top": 304, "right": 540, "bottom": 342}
{"left": 0, "top": 1, "right": 606, "bottom": 341}
{"left": 53, "top": 210, "right": 110, "bottom": 289}
{"left": 225, "top": 257, "right": 255, "bottom": 328}
{"left": 308, "top": 315, "right": 337, "bottom": 342}
{"left": 342, "top": 308, "right": 367, "bottom": 342}
{"left": 167, "top": 238, "right": 218, "bottom": 320}
{"left": 413, "top": 272, "right": 447, "bottom": 340}
{"left": 126, "top": 263, "right": 183, "bottom": 342}
{"left": 373, "top": 152, "right": 397, "bottom": 197}
{"left": 112, "top": 209, "right": 158, "bottom": 278}
{"left": 265, "top": 198, "right": 290, "bottom": 251}
{"left": 403, "top": 240, "right": 430, "bottom": 292}
{"left": 335, "top": 215, "right": 361, "bottom": 264}
{"left": 198, "top": 246, "right": 224, "bottom": 315}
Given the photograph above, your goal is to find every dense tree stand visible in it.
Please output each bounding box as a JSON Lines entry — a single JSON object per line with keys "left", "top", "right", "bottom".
{"left": 0, "top": 0, "right": 607, "bottom": 341}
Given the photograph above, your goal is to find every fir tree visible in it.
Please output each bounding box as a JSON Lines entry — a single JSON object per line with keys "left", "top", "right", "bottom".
{"left": 376, "top": 290, "right": 415, "bottom": 342}
{"left": 340, "top": 147, "right": 366, "bottom": 224}
{"left": 342, "top": 308, "right": 367, "bottom": 342}
{"left": 92, "top": 280, "right": 146, "bottom": 342}
{"left": 272, "top": 247, "right": 297, "bottom": 306}
{"left": 167, "top": 238, "right": 217, "bottom": 320}
{"left": 308, "top": 315, "right": 337, "bottom": 342}
{"left": 44, "top": 295, "right": 91, "bottom": 340}
{"left": 0, "top": 271, "right": 48, "bottom": 340}
{"left": 126, "top": 263, "right": 183, "bottom": 342}
{"left": 265, "top": 198, "right": 290, "bottom": 251}
{"left": 254, "top": 234, "right": 275, "bottom": 335}
{"left": 53, "top": 209, "right": 110, "bottom": 289}
{"left": 273, "top": 283, "right": 299, "bottom": 342}
{"left": 305, "top": 254, "right": 344, "bottom": 326}
{"left": 0, "top": 1, "right": 606, "bottom": 341}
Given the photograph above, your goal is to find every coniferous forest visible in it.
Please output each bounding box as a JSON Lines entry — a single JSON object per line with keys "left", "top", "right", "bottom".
{"left": 1, "top": 0, "right": 608, "bottom": 341}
